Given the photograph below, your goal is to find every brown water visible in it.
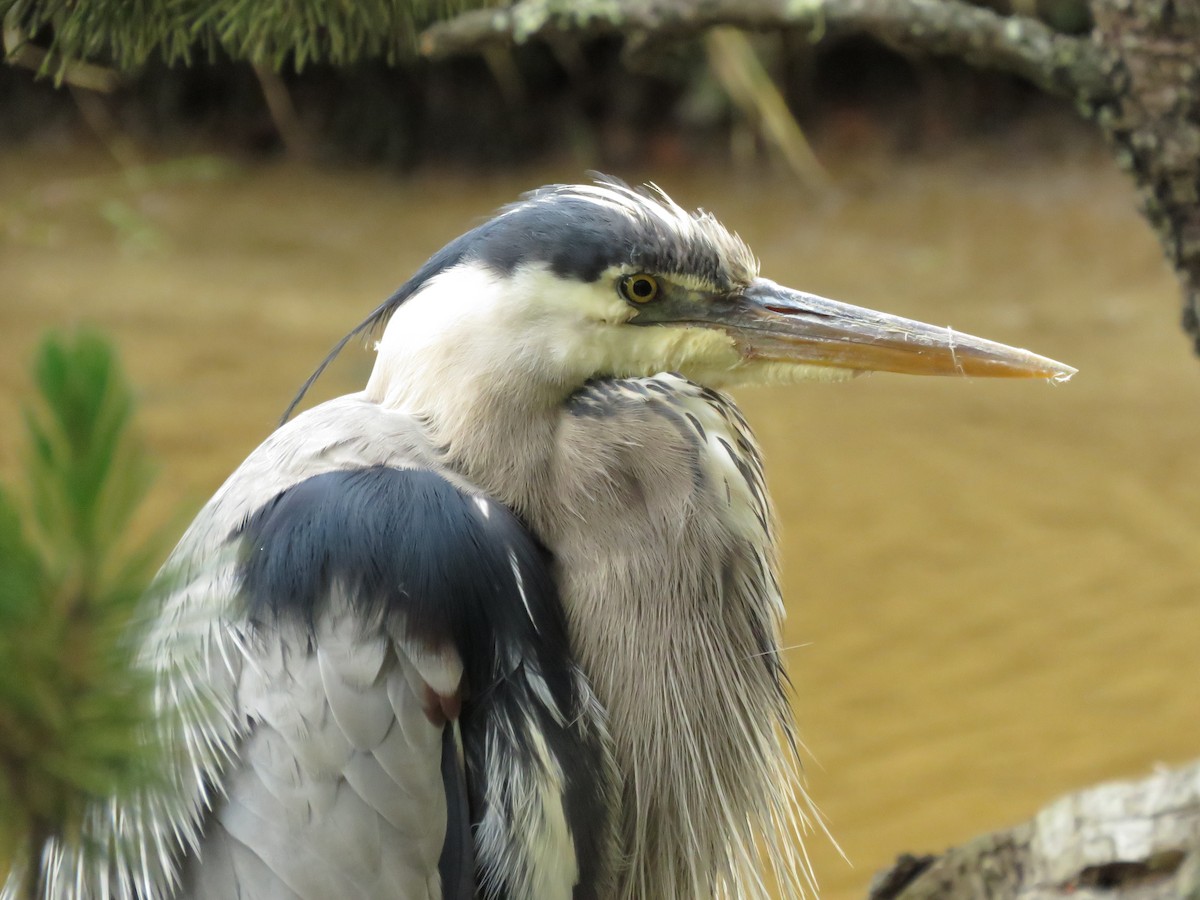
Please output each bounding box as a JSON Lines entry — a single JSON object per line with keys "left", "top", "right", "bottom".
{"left": 3, "top": 137, "right": 1199, "bottom": 899}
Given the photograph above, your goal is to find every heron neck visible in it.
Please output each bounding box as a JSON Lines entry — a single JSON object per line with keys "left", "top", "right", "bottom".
{"left": 367, "top": 349, "right": 568, "bottom": 513}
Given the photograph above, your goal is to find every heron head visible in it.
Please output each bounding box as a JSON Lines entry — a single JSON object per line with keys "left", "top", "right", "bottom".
{"left": 287, "top": 177, "right": 1073, "bottom": 420}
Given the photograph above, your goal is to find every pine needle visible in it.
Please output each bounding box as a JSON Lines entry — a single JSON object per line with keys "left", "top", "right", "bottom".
{"left": 0, "top": 331, "right": 167, "bottom": 892}
{"left": 3, "top": 0, "right": 500, "bottom": 77}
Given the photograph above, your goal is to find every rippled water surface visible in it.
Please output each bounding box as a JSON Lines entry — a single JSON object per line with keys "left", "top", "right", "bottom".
{"left": 3, "top": 138, "right": 1198, "bottom": 898}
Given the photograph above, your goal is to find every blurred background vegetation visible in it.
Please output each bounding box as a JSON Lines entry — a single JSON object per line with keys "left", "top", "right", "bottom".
{"left": 2, "top": 1, "right": 1094, "bottom": 171}
{"left": 3, "top": 1, "right": 1199, "bottom": 898}
{"left": 0, "top": 332, "right": 163, "bottom": 893}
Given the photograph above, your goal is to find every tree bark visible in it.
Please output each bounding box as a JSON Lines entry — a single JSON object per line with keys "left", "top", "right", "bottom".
{"left": 869, "top": 759, "right": 1200, "bottom": 900}
{"left": 1087, "top": 1, "right": 1200, "bottom": 353}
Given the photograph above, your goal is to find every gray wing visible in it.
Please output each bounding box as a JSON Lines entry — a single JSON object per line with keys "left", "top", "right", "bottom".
{"left": 24, "top": 396, "right": 614, "bottom": 900}
{"left": 180, "top": 592, "right": 450, "bottom": 900}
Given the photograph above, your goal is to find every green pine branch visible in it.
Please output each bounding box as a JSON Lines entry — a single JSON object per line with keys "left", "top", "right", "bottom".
{"left": 0, "top": 330, "right": 168, "bottom": 894}
{"left": 3, "top": 0, "right": 499, "bottom": 78}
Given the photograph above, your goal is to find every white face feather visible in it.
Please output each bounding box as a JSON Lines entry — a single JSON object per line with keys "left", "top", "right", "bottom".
{"left": 365, "top": 258, "right": 847, "bottom": 418}
{"left": 369, "top": 262, "right": 700, "bottom": 403}
{"left": 360, "top": 177, "right": 789, "bottom": 409}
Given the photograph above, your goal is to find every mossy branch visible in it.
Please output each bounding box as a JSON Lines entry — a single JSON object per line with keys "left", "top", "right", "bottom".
{"left": 421, "top": 0, "right": 1115, "bottom": 104}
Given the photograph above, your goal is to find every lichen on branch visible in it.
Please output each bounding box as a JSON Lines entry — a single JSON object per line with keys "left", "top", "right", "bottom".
{"left": 421, "top": 0, "right": 1115, "bottom": 104}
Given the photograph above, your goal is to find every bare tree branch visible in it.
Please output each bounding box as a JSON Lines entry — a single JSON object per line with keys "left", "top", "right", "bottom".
{"left": 421, "top": 0, "right": 1115, "bottom": 103}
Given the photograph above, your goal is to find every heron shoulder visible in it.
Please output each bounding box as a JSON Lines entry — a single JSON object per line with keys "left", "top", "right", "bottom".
{"left": 222, "top": 463, "right": 608, "bottom": 895}
{"left": 46, "top": 395, "right": 616, "bottom": 899}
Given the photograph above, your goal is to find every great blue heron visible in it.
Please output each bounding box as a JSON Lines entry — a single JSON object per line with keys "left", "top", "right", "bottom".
{"left": 21, "top": 177, "right": 1073, "bottom": 899}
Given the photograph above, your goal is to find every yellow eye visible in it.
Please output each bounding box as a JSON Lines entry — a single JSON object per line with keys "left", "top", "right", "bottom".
{"left": 619, "top": 274, "right": 659, "bottom": 304}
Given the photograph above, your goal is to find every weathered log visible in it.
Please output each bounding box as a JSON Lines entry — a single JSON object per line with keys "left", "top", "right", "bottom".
{"left": 870, "top": 759, "right": 1200, "bottom": 899}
